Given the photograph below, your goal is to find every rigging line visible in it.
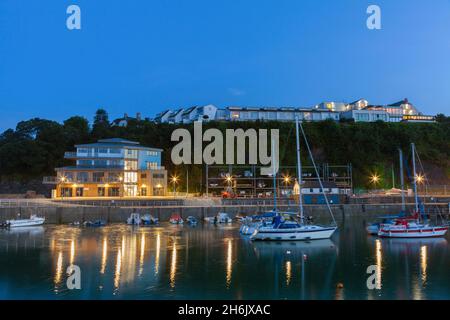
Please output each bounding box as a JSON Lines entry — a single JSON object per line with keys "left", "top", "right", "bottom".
{"left": 298, "top": 122, "right": 337, "bottom": 226}
{"left": 415, "top": 148, "right": 444, "bottom": 219}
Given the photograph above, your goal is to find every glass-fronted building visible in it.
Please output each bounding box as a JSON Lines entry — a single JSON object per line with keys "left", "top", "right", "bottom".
{"left": 53, "top": 138, "right": 167, "bottom": 198}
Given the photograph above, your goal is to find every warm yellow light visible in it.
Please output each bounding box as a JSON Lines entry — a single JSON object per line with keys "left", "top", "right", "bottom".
{"left": 283, "top": 175, "right": 291, "bottom": 184}
{"left": 60, "top": 176, "right": 66, "bottom": 183}
{"left": 171, "top": 176, "right": 178, "bottom": 183}
{"left": 226, "top": 176, "right": 232, "bottom": 182}
{"left": 370, "top": 174, "right": 380, "bottom": 184}
{"left": 156, "top": 184, "right": 162, "bottom": 188}
{"left": 416, "top": 174, "right": 424, "bottom": 184}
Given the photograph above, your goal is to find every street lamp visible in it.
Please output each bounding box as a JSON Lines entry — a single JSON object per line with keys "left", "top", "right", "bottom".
{"left": 282, "top": 175, "right": 291, "bottom": 197}
{"left": 60, "top": 176, "right": 66, "bottom": 200}
{"left": 370, "top": 174, "right": 380, "bottom": 185}
{"left": 171, "top": 175, "right": 179, "bottom": 197}
{"left": 415, "top": 174, "right": 424, "bottom": 184}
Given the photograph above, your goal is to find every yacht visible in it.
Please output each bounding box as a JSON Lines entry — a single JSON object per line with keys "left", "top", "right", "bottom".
{"left": 377, "top": 143, "right": 448, "bottom": 238}
{"left": 251, "top": 117, "right": 338, "bottom": 241}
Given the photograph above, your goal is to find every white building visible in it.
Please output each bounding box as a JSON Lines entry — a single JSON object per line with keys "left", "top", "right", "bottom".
{"left": 340, "top": 109, "right": 389, "bottom": 122}
{"left": 152, "top": 98, "right": 434, "bottom": 124}
{"left": 195, "top": 104, "right": 218, "bottom": 122}
{"left": 167, "top": 109, "right": 184, "bottom": 124}
{"left": 153, "top": 110, "right": 172, "bottom": 123}
{"left": 227, "top": 107, "right": 340, "bottom": 122}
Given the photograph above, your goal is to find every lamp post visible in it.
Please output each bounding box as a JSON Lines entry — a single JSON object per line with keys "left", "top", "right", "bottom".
{"left": 60, "top": 176, "right": 66, "bottom": 201}
{"left": 283, "top": 175, "right": 291, "bottom": 198}
{"left": 171, "top": 176, "right": 178, "bottom": 197}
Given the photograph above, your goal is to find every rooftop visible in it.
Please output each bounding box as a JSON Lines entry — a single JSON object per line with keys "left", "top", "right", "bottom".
{"left": 75, "top": 138, "right": 163, "bottom": 151}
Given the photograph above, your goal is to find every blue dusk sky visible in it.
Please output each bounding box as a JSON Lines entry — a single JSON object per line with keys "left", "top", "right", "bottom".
{"left": 1, "top": 0, "right": 450, "bottom": 131}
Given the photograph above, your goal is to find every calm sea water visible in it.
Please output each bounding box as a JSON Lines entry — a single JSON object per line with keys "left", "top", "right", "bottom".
{"left": 0, "top": 217, "right": 449, "bottom": 300}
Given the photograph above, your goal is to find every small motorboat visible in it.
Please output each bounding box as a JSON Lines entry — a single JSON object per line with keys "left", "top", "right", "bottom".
{"left": 169, "top": 213, "right": 183, "bottom": 224}
{"left": 186, "top": 216, "right": 198, "bottom": 226}
{"left": 204, "top": 212, "right": 232, "bottom": 224}
{"left": 127, "top": 213, "right": 141, "bottom": 225}
{"left": 366, "top": 215, "right": 400, "bottom": 235}
{"left": 2, "top": 214, "right": 45, "bottom": 228}
{"left": 141, "top": 214, "right": 159, "bottom": 225}
{"left": 84, "top": 220, "right": 106, "bottom": 227}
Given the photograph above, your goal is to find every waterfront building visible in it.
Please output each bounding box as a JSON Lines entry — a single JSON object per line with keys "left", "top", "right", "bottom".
{"left": 46, "top": 138, "right": 167, "bottom": 198}
{"left": 301, "top": 181, "right": 340, "bottom": 205}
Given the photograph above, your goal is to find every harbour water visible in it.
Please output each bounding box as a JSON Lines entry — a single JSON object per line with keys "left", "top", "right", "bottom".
{"left": 0, "top": 216, "right": 449, "bottom": 300}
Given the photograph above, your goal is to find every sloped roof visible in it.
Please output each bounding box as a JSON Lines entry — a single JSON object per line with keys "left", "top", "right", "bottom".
{"left": 388, "top": 99, "right": 409, "bottom": 107}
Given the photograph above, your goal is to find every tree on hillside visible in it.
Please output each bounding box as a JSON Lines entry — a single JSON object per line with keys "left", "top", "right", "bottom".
{"left": 64, "top": 116, "right": 90, "bottom": 145}
{"left": 92, "top": 109, "right": 111, "bottom": 139}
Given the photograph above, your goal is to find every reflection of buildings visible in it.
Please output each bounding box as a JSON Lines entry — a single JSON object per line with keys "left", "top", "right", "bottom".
{"left": 44, "top": 138, "right": 167, "bottom": 198}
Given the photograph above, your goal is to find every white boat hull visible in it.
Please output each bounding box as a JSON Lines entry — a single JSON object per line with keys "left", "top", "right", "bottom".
{"left": 6, "top": 217, "right": 45, "bottom": 228}
{"left": 251, "top": 226, "right": 337, "bottom": 241}
{"left": 378, "top": 226, "right": 448, "bottom": 238}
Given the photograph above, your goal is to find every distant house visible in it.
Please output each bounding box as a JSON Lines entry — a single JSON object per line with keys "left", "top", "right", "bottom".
{"left": 154, "top": 110, "right": 172, "bottom": 123}
{"left": 181, "top": 107, "right": 198, "bottom": 123}
{"left": 111, "top": 113, "right": 142, "bottom": 127}
{"left": 167, "top": 109, "right": 184, "bottom": 124}
{"left": 195, "top": 104, "right": 218, "bottom": 122}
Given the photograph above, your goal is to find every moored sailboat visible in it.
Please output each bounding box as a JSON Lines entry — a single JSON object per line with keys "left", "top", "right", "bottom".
{"left": 251, "top": 117, "right": 338, "bottom": 241}
{"left": 378, "top": 143, "right": 448, "bottom": 238}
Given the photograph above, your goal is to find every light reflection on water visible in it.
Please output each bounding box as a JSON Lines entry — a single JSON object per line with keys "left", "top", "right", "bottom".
{"left": 0, "top": 220, "right": 449, "bottom": 300}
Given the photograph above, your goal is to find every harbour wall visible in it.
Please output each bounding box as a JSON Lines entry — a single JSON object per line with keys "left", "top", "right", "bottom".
{"left": 0, "top": 203, "right": 448, "bottom": 224}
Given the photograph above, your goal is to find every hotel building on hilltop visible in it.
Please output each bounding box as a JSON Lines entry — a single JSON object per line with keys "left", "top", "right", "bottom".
{"left": 44, "top": 138, "right": 167, "bottom": 198}
{"left": 151, "top": 98, "right": 435, "bottom": 124}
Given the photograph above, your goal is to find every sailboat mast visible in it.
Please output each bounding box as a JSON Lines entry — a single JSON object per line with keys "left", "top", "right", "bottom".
{"left": 411, "top": 143, "right": 419, "bottom": 213}
{"left": 295, "top": 117, "right": 305, "bottom": 222}
{"left": 272, "top": 137, "right": 277, "bottom": 212}
{"left": 399, "top": 148, "right": 406, "bottom": 213}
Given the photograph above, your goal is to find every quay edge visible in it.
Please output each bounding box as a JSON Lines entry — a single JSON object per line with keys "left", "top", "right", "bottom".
{"left": 0, "top": 202, "right": 449, "bottom": 225}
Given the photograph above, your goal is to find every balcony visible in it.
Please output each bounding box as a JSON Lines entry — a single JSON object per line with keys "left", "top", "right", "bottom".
{"left": 43, "top": 176, "right": 124, "bottom": 184}
{"left": 64, "top": 152, "right": 126, "bottom": 159}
